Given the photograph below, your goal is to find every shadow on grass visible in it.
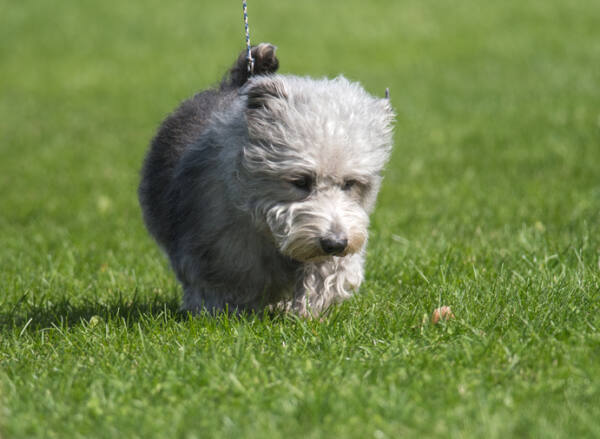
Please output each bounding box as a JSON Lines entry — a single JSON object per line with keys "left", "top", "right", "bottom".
{"left": 0, "top": 290, "right": 185, "bottom": 332}
{"left": 0, "top": 290, "right": 304, "bottom": 334}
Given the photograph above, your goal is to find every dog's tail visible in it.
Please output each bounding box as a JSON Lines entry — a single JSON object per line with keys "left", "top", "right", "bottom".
{"left": 221, "top": 43, "right": 279, "bottom": 89}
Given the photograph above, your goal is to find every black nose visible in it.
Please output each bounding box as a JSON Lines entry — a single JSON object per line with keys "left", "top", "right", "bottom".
{"left": 319, "top": 236, "right": 348, "bottom": 255}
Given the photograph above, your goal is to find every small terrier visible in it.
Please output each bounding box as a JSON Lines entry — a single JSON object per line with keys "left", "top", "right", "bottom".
{"left": 139, "top": 44, "right": 394, "bottom": 316}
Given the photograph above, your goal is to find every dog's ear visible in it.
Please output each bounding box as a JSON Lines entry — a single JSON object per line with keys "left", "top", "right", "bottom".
{"left": 243, "top": 77, "right": 288, "bottom": 110}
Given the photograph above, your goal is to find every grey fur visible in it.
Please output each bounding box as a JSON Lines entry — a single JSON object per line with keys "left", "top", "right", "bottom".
{"left": 139, "top": 43, "right": 394, "bottom": 316}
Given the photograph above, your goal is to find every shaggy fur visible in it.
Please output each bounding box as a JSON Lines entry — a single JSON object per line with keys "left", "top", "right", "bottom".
{"left": 139, "top": 43, "right": 394, "bottom": 316}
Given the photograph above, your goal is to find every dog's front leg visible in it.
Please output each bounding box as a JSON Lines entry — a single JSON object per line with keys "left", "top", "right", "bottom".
{"left": 292, "top": 253, "right": 365, "bottom": 317}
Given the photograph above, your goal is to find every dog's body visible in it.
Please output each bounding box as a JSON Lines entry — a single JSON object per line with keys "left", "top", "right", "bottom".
{"left": 139, "top": 44, "right": 394, "bottom": 315}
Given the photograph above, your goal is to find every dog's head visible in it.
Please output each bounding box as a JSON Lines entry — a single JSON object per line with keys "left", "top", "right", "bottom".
{"left": 238, "top": 75, "right": 394, "bottom": 262}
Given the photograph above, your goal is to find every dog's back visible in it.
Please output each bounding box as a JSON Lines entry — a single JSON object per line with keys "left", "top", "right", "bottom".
{"left": 138, "top": 45, "right": 279, "bottom": 249}
{"left": 138, "top": 89, "right": 226, "bottom": 248}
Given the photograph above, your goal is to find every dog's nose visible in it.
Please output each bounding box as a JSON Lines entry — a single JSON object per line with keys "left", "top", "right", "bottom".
{"left": 320, "top": 235, "right": 348, "bottom": 255}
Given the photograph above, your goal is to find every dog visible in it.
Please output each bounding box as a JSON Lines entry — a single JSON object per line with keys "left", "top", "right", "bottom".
{"left": 138, "top": 43, "right": 394, "bottom": 316}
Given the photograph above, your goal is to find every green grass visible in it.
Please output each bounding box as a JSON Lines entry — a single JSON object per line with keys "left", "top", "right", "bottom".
{"left": 1, "top": 0, "right": 600, "bottom": 437}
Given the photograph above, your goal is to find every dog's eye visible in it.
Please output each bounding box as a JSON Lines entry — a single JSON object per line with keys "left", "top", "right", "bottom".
{"left": 290, "top": 175, "right": 313, "bottom": 191}
{"left": 342, "top": 179, "right": 358, "bottom": 191}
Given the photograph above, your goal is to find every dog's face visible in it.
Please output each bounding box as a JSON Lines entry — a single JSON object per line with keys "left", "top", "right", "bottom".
{"left": 239, "top": 75, "right": 394, "bottom": 263}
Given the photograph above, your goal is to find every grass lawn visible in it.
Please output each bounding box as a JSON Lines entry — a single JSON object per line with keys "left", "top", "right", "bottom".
{"left": 1, "top": 0, "right": 600, "bottom": 437}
